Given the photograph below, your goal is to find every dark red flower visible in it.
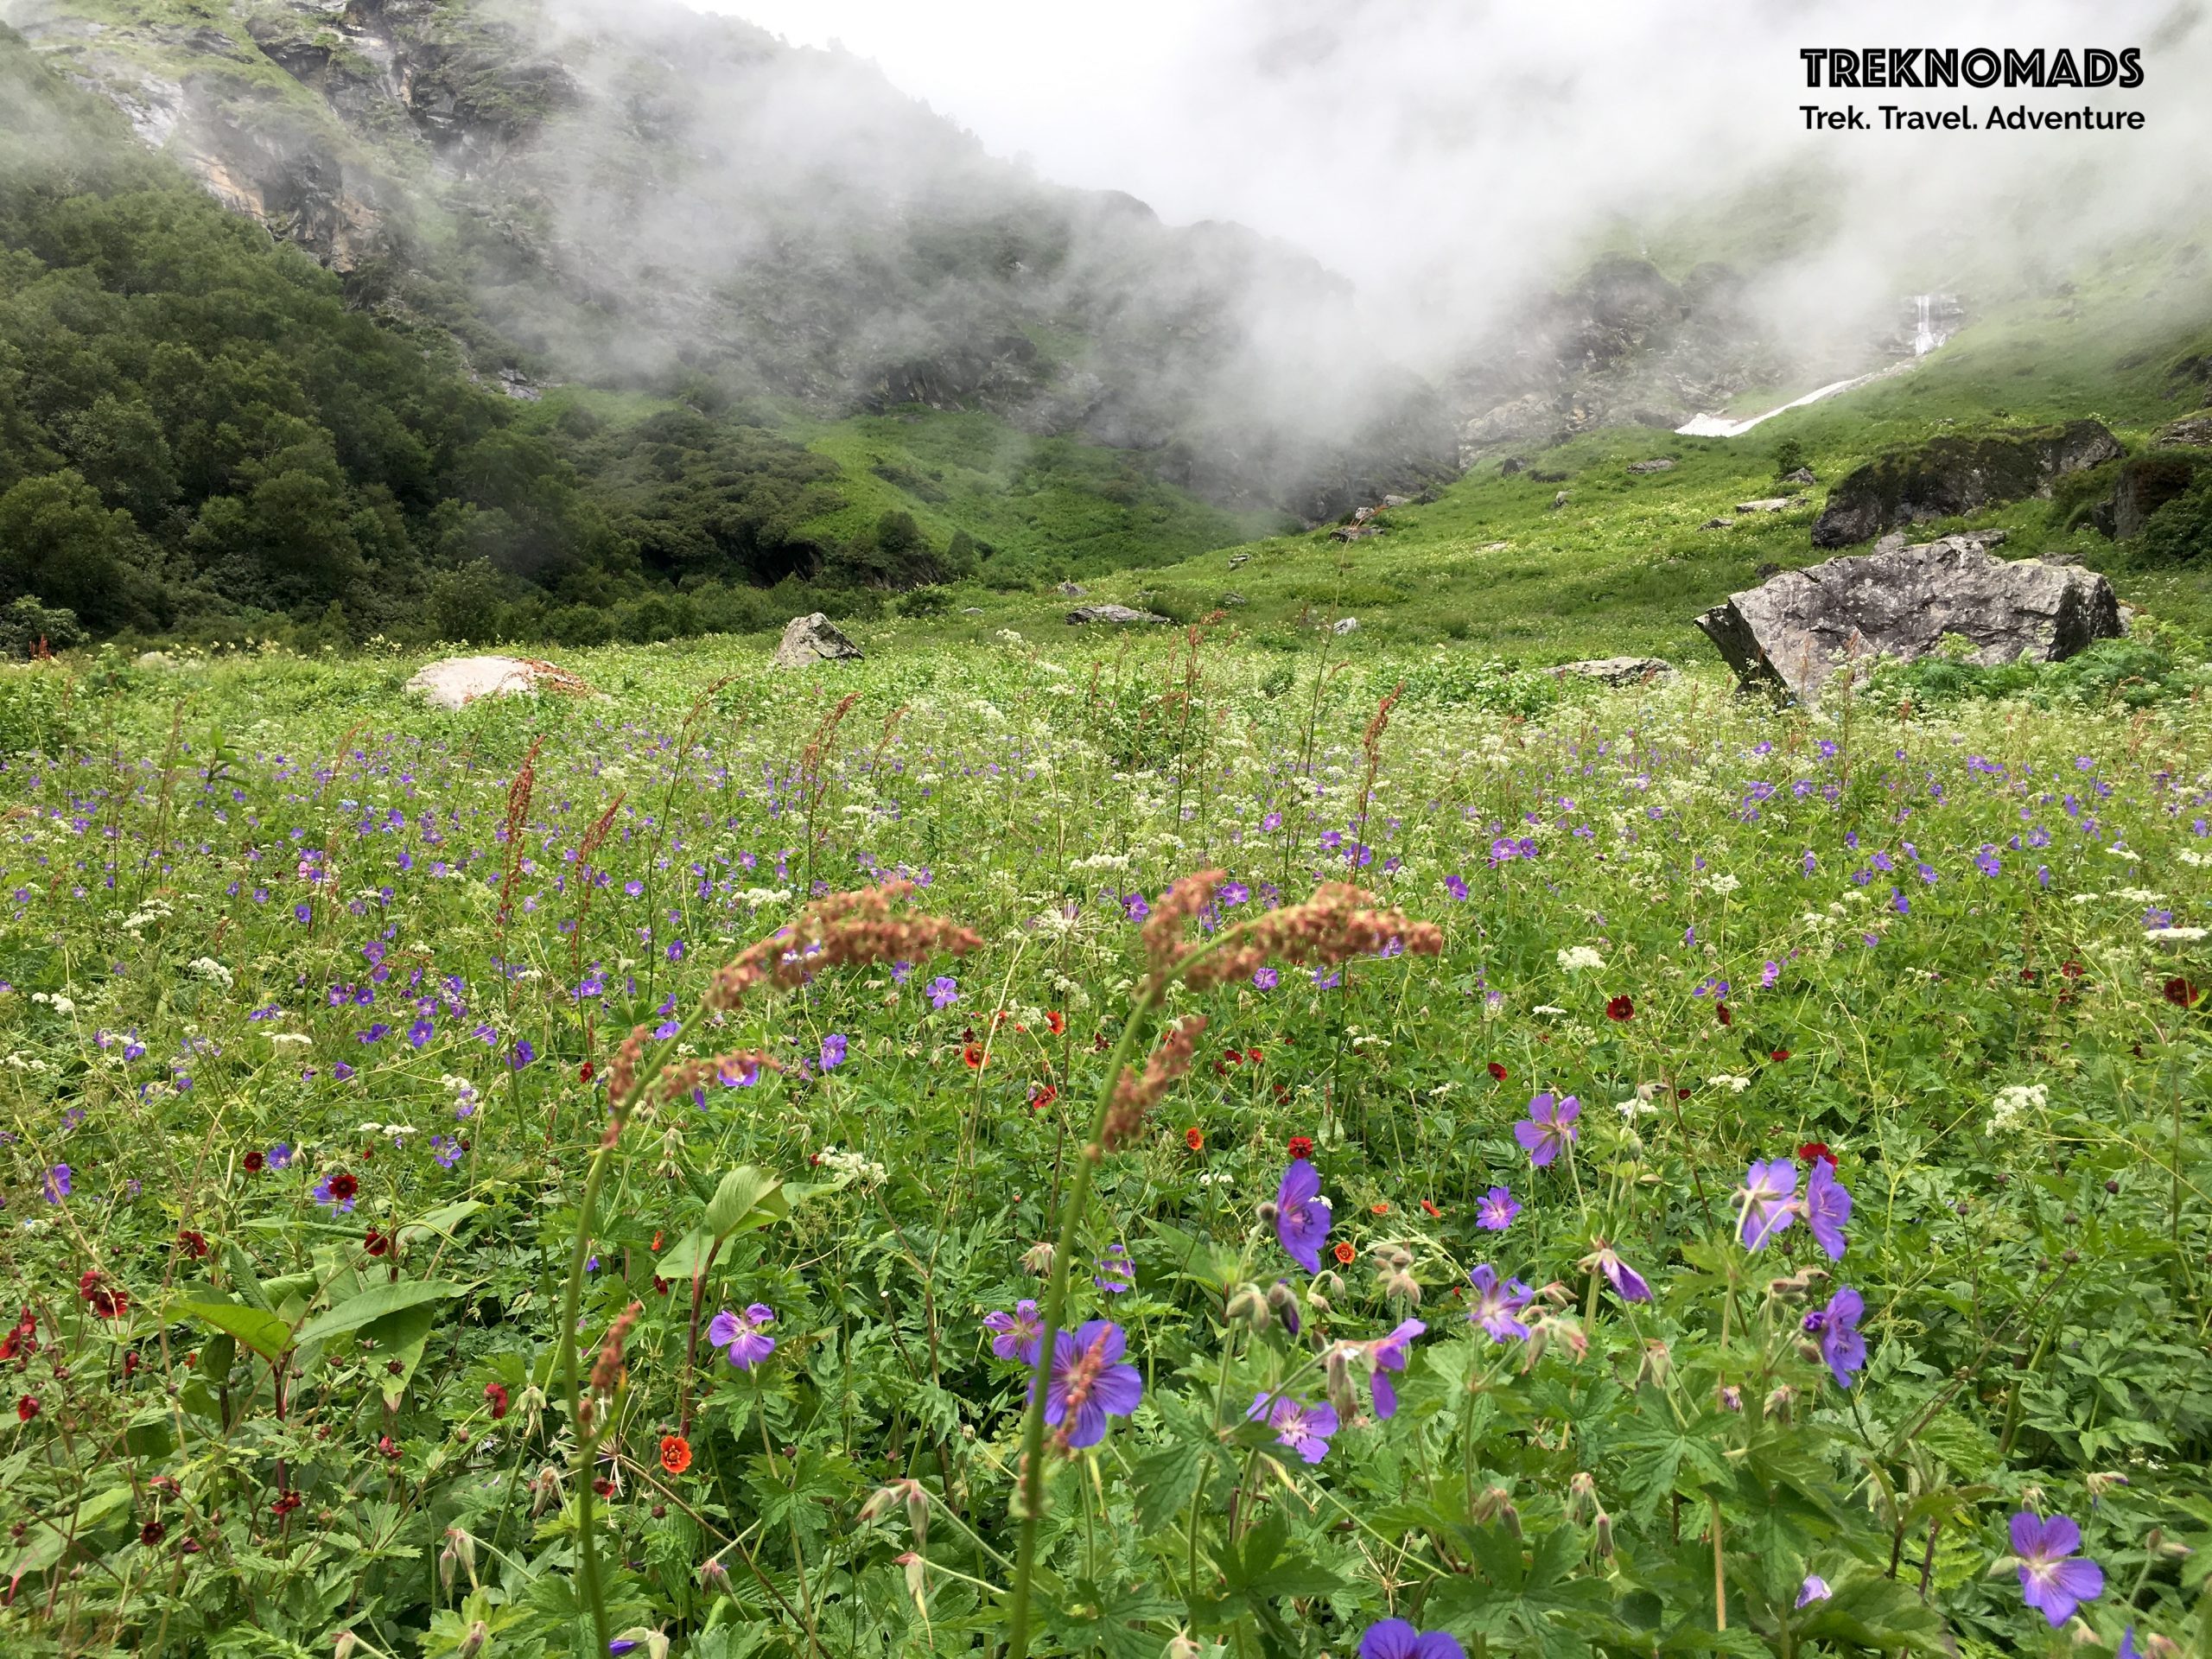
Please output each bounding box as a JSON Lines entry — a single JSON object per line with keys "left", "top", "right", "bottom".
{"left": 378, "top": 1435, "right": 401, "bottom": 1460}
{"left": 652, "top": 1275, "right": 671, "bottom": 1295}
{"left": 1287, "top": 1135, "right": 1314, "bottom": 1160}
{"left": 363, "top": 1229, "right": 391, "bottom": 1258}
{"left": 1715, "top": 1001, "right": 1732, "bottom": 1027}
{"left": 1605, "top": 995, "right": 1634, "bottom": 1022}
{"left": 1796, "top": 1141, "right": 1837, "bottom": 1168}
{"left": 1769, "top": 1048, "right": 1791, "bottom": 1063}
{"left": 326, "top": 1171, "right": 359, "bottom": 1205}
{"left": 1029, "top": 1084, "right": 1058, "bottom": 1112}
{"left": 79, "top": 1271, "right": 127, "bottom": 1319}
{"left": 139, "top": 1520, "right": 165, "bottom": 1546}
{"left": 1091, "top": 1031, "right": 1109, "bottom": 1052}
{"left": 1223, "top": 1048, "right": 1242, "bottom": 1066}
{"left": 15, "top": 1395, "right": 35, "bottom": 1421}
{"left": 176, "top": 1230, "right": 208, "bottom": 1260}
{"left": 2061, "top": 960, "right": 2085, "bottom": 979}
{"left": 593, "top": 1478, "right": 615, "bottom": 1498}
{"left": 580, "top": 1058, "right": 595, "bottom": 1083}
{"left": 484, "top": 1382, "right": 510, "bottom": 1420}
{"left": 1245, "top": 1047, "right": 1262, "bottom": 1064}
{"left": 1185, "top": 1126, "right": 1205, "bottom": 1152}
{"left": 2164, "top": 976, "right": 2200, "bottom": 1008}
{"left": 242, "top": 1150, "right": 264, "bottom": 1173}
{"left": 1487, "top": 1061, "right": 1508, "bottom": 1082}
{"left": 1046, "top": 1010, "right": 1065, "bottom": 1036}
{"left": 271, "top": 1491, "right": 302, "bottom": 1516}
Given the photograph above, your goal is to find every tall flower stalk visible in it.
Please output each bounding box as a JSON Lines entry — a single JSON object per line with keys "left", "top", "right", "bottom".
{"left": 1002, "top": 873, "right": 1440, "bottom": 1659}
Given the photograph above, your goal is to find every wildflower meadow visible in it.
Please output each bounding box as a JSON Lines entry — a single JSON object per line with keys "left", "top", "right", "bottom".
{"left": 0, "top": 636, "right": 2207, "bottom": 1659}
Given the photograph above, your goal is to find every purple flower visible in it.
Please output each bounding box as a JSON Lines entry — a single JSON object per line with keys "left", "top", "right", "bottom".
{"left": 1466, "top": 1264, "right": 1533, "bottom": 1341}
{"left": 1253, "top": 967, "right": 1278, "bottom": 990}
{"left": 1040, "top": 1319, "right": 1142, "bottom": 1448}
{"left": 266, "top": 1142, "right": 293, "bottom": 1171}
{"left": 1796, "top": 1575, "right": 1832, "bottom": 1608}
{"left": 1513, "top": 1092, "right": 1580, "bottom": 1167}
{"left": 1275, "top": 1159, "right": 1331, "bottom": 1274}
{"left": 926, "top": 976, "right": 959, "bottom": 1010}
{"left": 1476, "top": 1185, "right": 1519, "bottom": 1231}
{"left": 312, "top": 1173, "right": 356, "bottom": 1214}
{"left": 1444, "top": 874, "right": 1469, "bottom": 901}
{"left": 1248, "top": 1391, "right": 1338, "bottom": 1463}
{"left": 707, "top": 1304, "right": 777, "bottom": 1370}
{"left": 1364, "top": 1318, "right": 1425, "bottom": 1418}
{"left": 1803, "top": 1160, "right": 1852, "bottom": 1260}
{"left": 2011, "top": 1510, "right": 2103, "bottom": 1627}
{"left": 1580, "top": 1240, "right": 1652, "bottom": 1304}
{"left": 983, "top": 1300, "right": 1042, "bottom": 1363}
{"left": 1738, "top": 1159, "right": 1799, "bottom": 1249}
{"left": 430, "top": 1135, "right": 463, "bottom": 1169}
{"left": 819, "top": 1033, "right": 848, "bottom": 1071}
{"left": 1093, "top": 1243, "right": 1135, "bottom": 1294}
{"left": 1760, "top": 959, "right": 1782, "bottom": 988}
{"left": 1122, "top": 893, "right": 1150, "bottom": 921}
{"left": 1802, "top": 1287, "right": 1865, "bottom": 1388}
{"left": 42, "top": 1164, "right": 71, "bottom": 1204}
{"left": 1359, "top": 1618, "right": 1465, "bottom": 1659}
{"left": 408, "top": 1018, "right": 433, "bottom": 1050}
{"left": 511, "top": 1039, "right": 535, "bottom": 1070}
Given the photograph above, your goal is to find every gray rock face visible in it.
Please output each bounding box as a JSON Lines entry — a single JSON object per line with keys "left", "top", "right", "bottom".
{"left": 1694, "top": 533, "right": 2121, "bottom": 702}
{"left": 1735, "top": 497, "right": 1797, "bottom": 513}
{"left": 1067, "top": 604, "right": 1169, "bottom": 626}
{"left": 2154, "top": 411, "right": 2212, "bottom": 448}
{"left": 1549, "top": 490, "right": 1570, "bottom": 510}
{"left": 1551, "top": 656, "right": 1675, "bottom": 685}
{"left": 1057, "top": 581, "right": 1089, "bottom": 596}
{"left": 772, "top": 613, "right": 862, "bottom": 667}
{"left": 1779, "top": 467, "right": 1818, "bottom": 486}
{"left": 1625, "top": 458, "right": 1676, "bottom": 474}
{"left": 1332, "top": 617, "right": 1360, "bottom": 635}
{"left": 405, "top": 654, "right": 594, "bottom": 709}
{"left": 1811, "top": 421, "right": 2123, "bottom": 548}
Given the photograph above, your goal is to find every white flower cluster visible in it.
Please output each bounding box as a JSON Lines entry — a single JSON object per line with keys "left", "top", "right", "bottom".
{"left": 817, "top": 1145, "right": 887, "bottom": 1187}
{"left": 187, "top": 957, "right": 235, "bottom": 988}
{"left": 1555, "top": 945, "right": 1606, "bottom": 972}
{"left": 1987, "top": 1083, "right": 2048, "bottom": 1135}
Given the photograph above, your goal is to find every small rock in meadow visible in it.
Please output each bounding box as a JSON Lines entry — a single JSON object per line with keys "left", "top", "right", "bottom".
{"left": 1735, "top": 497, "right": 1795, "bottom": 514}
{"left": 1625, "top": 459, "right": 1676, "bottom": 474}
{"left": 1550, "top": 490, "right": 1570, "bottom": 510}
{"left": 1067, "top": 604, "right": 1170, "bottom": 626}
{"left": 772, "top": 613, "right": 864, "bottom": 668}
{"left": 1551, "top": 656, "right": 1674, "bottom": 685}
{"left": 1333, "top": 617, "right": 1360, "bottom": 635}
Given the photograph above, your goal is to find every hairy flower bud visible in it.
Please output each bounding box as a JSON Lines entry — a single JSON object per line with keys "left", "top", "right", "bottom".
{"left": 334, "top": 1635, "right": 359, "bottom": 1659}
{"left": 1764, "top": 1384, "right": 1796, "bottom": 1425}
{"left": 1718, "top": 1384, "right": 1743, "bottom": 1413}
{"left": 1592, "top": 1510, "right": 1616, "bottom": 1559}
{"left": 1020, "top": 1241, "right": 1055, "bottom": 1275}
{"left": 1166, "top": 1635, "right": 1205, "bottom": 1659}
{"left": 1322, "top": 1344, "right": 1358, "bottom": 1422}
{"left": 698, "top": 1558, "right": 733, "bottom": 1597}
{"left": 455, "top": 1622, "right": 489, "bottom": 1659}
{"left": 1263, "top": 1280, "right": 1302, "bottom": 1337}
{"left": 1635, "top": 1339, "right": 1671, "bottom": 1388}
{"left": 1225, "top": 1284, "right": 1271, "bottom": 1331}
{"left": 1314, "top": 1270, "right": 1346, "bottom": 1300}
{"left": 2084, "top": 1471, "right": 2129, "bottom": 1501}
{"left": 1567, "top": 1471, "right": 1598, "bottom": 1522}
{"left": 1255, "top": 1200, "right": 1280, "bottom": 1226}
{"left": 1382, "top": 1269, "right": 1422, "bottom": 1306}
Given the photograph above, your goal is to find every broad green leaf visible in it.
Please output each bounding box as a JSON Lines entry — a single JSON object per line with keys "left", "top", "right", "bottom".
{"left": 175, "top": 1298, "right": 294, "bottom": 1362}
{"left": 360, "top": 1301, "right": 440, "bottom": 1409}
{"left": 704, "top": 1166, "right": 786, "bottom": 1238}
{"left": 3, "top": 1483, "right": 133, "bottom": 1580}
{"left": 295, "top": 1279, "right": 464, "bottom": 1346}
{"left": 655, "top": 1227, "right": 716, "bottom": 1282}
{"left": 400, "top": 1199, "right": 485, "bottom": 1246}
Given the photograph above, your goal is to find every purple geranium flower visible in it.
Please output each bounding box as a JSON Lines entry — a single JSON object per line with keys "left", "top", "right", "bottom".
{"left": 1739, "top": 1159, "right": 1799, "bottom": 1249}
{"left": 2011, "top": 1510, "right": 2104, "bottom": 1627}
{"left": 1802, "top": 1286, "right": 1865, "bottom": 1388}
{"left": 1476, "top": 1185, "right": 1520, "bottom": 1231}
{"left": 707, "top": 1304, "right": 776, "bottom": 1370}
{"left": 266, "top": 1142, "right": 292, "bottom": 1171}
{"left": 1803, "top": 1160, "right": 1852, "bottom": 1260}
{"left": 1514, "top": 1092, "right": 1580, "bottom": 1167}
{"left": 1796, "top": 1575, "right": 1832, "bottom": 1608}
{"left": 1039, "top": 1319, "right": 1141, "bottom": 1448}
{"left": 925, "top": 976, "right": 959, "bottom": 1009}
{"left": 1467, "top": 1264, "right": 1533, "bottom": 1341}
{"left": 1580, "top": 1240, "right": 1652, "bottom": 1304}
{"left": 1359, "top": 1618, "right": 1465, "bottom": 1659}
{"left": 42, "top": 1164, "right": 71, "bottom": 1204}
{"left": 1248, "top": 1391, "right": 1339, "bottom": 1464}
{"left": 1364, "top": 1319, "right": 1426, "bottom": 1419}
{"left": 1093, "top": 1243, "right": 1135, "bottom": 1294}
{"left": 819, "top": 1033, "right": 848, "bottom": 1071}
{"left": 1275, "top": 1160, "right": 1331, "bottom": 1274}
{"left": 983, "top": 1300, "right": 1042, "bottom": 1363}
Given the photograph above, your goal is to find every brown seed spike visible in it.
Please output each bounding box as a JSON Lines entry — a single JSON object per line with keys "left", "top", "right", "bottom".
{"left": 1140, "top": 869, "right": 1225, "bottom": 982}
{"left": 1102, "top": 1014, "right": 1208, "bottom": 1150}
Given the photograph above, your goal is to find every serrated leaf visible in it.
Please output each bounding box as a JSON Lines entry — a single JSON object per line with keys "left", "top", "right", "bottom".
{"left": 294, "top": 1280, "right": 464, "bottom": 1346}
{"left": 175, "top": 1298, "right": 294, "bottom": 1362}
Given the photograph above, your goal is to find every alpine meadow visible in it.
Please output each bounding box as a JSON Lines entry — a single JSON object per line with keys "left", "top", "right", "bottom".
{"left": 1, "top": 4, "right": 2210, "bottom": 1659}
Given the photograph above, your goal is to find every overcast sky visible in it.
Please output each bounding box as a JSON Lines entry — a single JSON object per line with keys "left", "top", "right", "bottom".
{"left": 680, "top": 1, "right": 2209, "bottom": 346}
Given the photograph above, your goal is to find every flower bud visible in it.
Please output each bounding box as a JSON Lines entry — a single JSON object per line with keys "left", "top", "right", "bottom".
{"left": 1322, "top": 1344, "right": 1357, "bottom": 1422}
{"left": 897, "top": 1550, "right": 928, "bottom": 1607}
{"left": 1226, "top": 1284, "right": 1271, "bottom": 1330}
{"left": 1314, "top": 1270, "right": 1346, "bottom": 1300}
{"left": 904, "top": 1481, "right": 931, "bottom": 1551}
{"left": 455, "top": 1622, "right": 489, "bottom": 1659}
{"left": 334, "top": 1635, "right": 359, "bottom": 1659}
{"left": 1166, "top": 1635, "right": 1205, "bottom": 1659}
{"left": 1020, "top": 1242, "right": 1055, "bottom": 1275}
{"left": 1472, "top": 1484, "right": 1513, "bottom": 1524}
{"left": 698, "top": 1558, "right": 733, "bottom": 1597}
{"left": 2084, "top": 1471, "right": 2129, "bottom": 1500}
{"left": 1264, "top": 1281, "right": 1301, "bottom": 1337}
{"left": 1567, "top": 1471, "right": 1597, "bottom": 1522}
{"left": 1382, "top": 1269, "right": 1422, "bottom": 1306}
{"left": 1255, "top": 1201, "right": 1280, "bottom": 1226}
{"left": 1635, "top": 1339, "right": 1671, "bottom": 1388}
{"left": 1307, "top": 1290, "right": 1332, "bottom": 1317}
{"left": 1718, "top": 1385, "right": 1743, "bottom": 1413}
{"left": 2144, "top": 1635, "right": 2183, "bottom": 1658}
{"left": 1592, "top": 1510, "right": 1616, "bottom": 1558}
{"left": 438, "top": 1537, "right": 460, "bottom": 1594}
{"left": 1764, "top": 1384, "right": 1796, "bottom": 1425}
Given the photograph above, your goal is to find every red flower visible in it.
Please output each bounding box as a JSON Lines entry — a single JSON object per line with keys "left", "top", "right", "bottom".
{"left": 1796, "top": 1141, "right": 1837, "bottom": 1168}
{"left": 1091, "top": 1031, "right": 1109, "bottom": 1052}
{"left": 363, "top": 1229, "right": 391, "bottom": 1258}
{"left": 1486, "top": 1061, "right": 1508, "bottom": 1082}
{"left": 962, "top": 1042, "right": 987, "bottom": 1069}
{"left": 580, "top": 1058, "right": 596, "bottom": 1083}
{"left": 2060, "top": 960, "right": 2085, "bottom": 979}
{"left": 1046, "top": 1010, "right": 1065, "bottom": 1035}
{"left": 650, "top": 1230, "right": 663, "bottom": 1252}
{"left": 659, "top": 1433, "right": 693, "bottom": 1475}
{"left": 593, "top": 1478, "right": 615, "bottom": 1498}
{"left": 1287, "top": 1135, "right": 1314, "bottom": 1160}
{"left": 15, "top": 1395, "right": 35, "bottom": 1422}
{"left": 1245, "top": 1047, "right": 1262, "bottom": 1064}
{"left": 1605, "top": 995, "right": 1634, "bottom": 1022}
{"left": 1715, "top": 1001, "right": 1732, "bottom": 1027}
{"left": 1332, "top": 1240, "right": 1357, "bottom": 1265}
{"left": 1370, "top": 1201, "right": 1389, "bottom": 1215}
{"left": 1184, "top": 1126, "right": 1205, "bottom": 1152}
{"left": 139, "top": 1520, "right": 165, "bottom": 1546}
{"left": 1029, "top": 1084, "right": 1058, "bottom": 1112}
{"left": 176, "top": 1230, "right": 209, "bottom": 1260}
{"left": 378, "top": 1435, "right": 401, "bottom": 1460}
{"left": 1421, "top": 1198, "right": 1444, "bottom": 1217}
{"left": 271, "top": 1491, "right": 302, "bottom": 1516}
{"left": 79, "top": 1270, "right": 127, "bottom": 1319}
{"left": 653, "top": 1275, "right": 671, "bottom": 1295}
{"left": 484, "top": 1382, "right": 510, "bottom": 1421}
{"left": 1769, "top": 1048, "right": 1791, "bottom": 1063}
{"left": 242, "top": 1150, "right": 265, "bottom": 1173}
{"left": 326, "top": 1171, "right": 359, "bottom": 1205}
{"left": 2164, "top": 976, "right": 2200, "bottom": 1008}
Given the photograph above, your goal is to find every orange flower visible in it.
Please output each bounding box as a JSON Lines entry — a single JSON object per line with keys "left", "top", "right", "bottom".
{"left": 659, "top": 1433, "right": 692, "bottom": 1475}
{"left": 962, "top": 1042, "right": 987, "bottom": 1068}
{"left": 1421, "top": 1198, "right": 1444, "bottom": 1217}
{"left": 1184, "top": 1126, "right": 1204, "bottom": 1151}
{"left": 1332, "top": 1240, "right": 1356, "bottom": 1266}
{"left": 1046, "top": 1010, "right": 1066, "bottom": 1035}
{"left": 1370, "top": 1202, "right": 1389, "bottom": 1215}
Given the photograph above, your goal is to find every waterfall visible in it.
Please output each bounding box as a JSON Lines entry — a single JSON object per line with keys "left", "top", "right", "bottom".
{"left": 1912, "top": 294, "right": 1938, "bottom": 357}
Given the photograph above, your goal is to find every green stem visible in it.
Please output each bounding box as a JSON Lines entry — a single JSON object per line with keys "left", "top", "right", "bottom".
{"left": 560, "top": 1137, "right": 620, "bottom": 1659}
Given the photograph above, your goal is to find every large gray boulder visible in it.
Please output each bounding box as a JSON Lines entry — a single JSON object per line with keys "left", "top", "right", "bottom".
{"left": 1694, "top": 533, "right": 2122, "bottom": 703}
{"left": 2154, "top": 410, "right": 2212, "bottom": 448}
{"left": 772, "top": 613, "right": 862, "bottom": 668}
{"left": 1067, "top": 604, "right": 1170, "bottom": 626}
{"left": 404, "top": 655, "right": 594, "bottom": 710}
{"left": 1551, "top": 656, "right": 1675, "bottom": 686}
{"left": 1810, "top": 421, "right": 2123, "bottom": 548}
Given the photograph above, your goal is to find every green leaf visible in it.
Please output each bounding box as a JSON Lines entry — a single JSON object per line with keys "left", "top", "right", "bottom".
{"left": 359, "top": 1302, "right": 440, "bottom": 1409}
{"left": 175, "top": 1298, "right": 295, "bottom": 1362}
{"left": 2, "top": 1483, "right": 133, "bottom": 1581}
{"left": 294, "top": 1280, "right": 464, "bottom": 1346}
{"left": 400, "top": 1199, "right": 485, "bottom": 1247}
{"left": 655, "top": 1228, "right": 715, "bottom": 1281}
{"left": 704, "top": 1166, "right": 786, "bottom": 1238}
